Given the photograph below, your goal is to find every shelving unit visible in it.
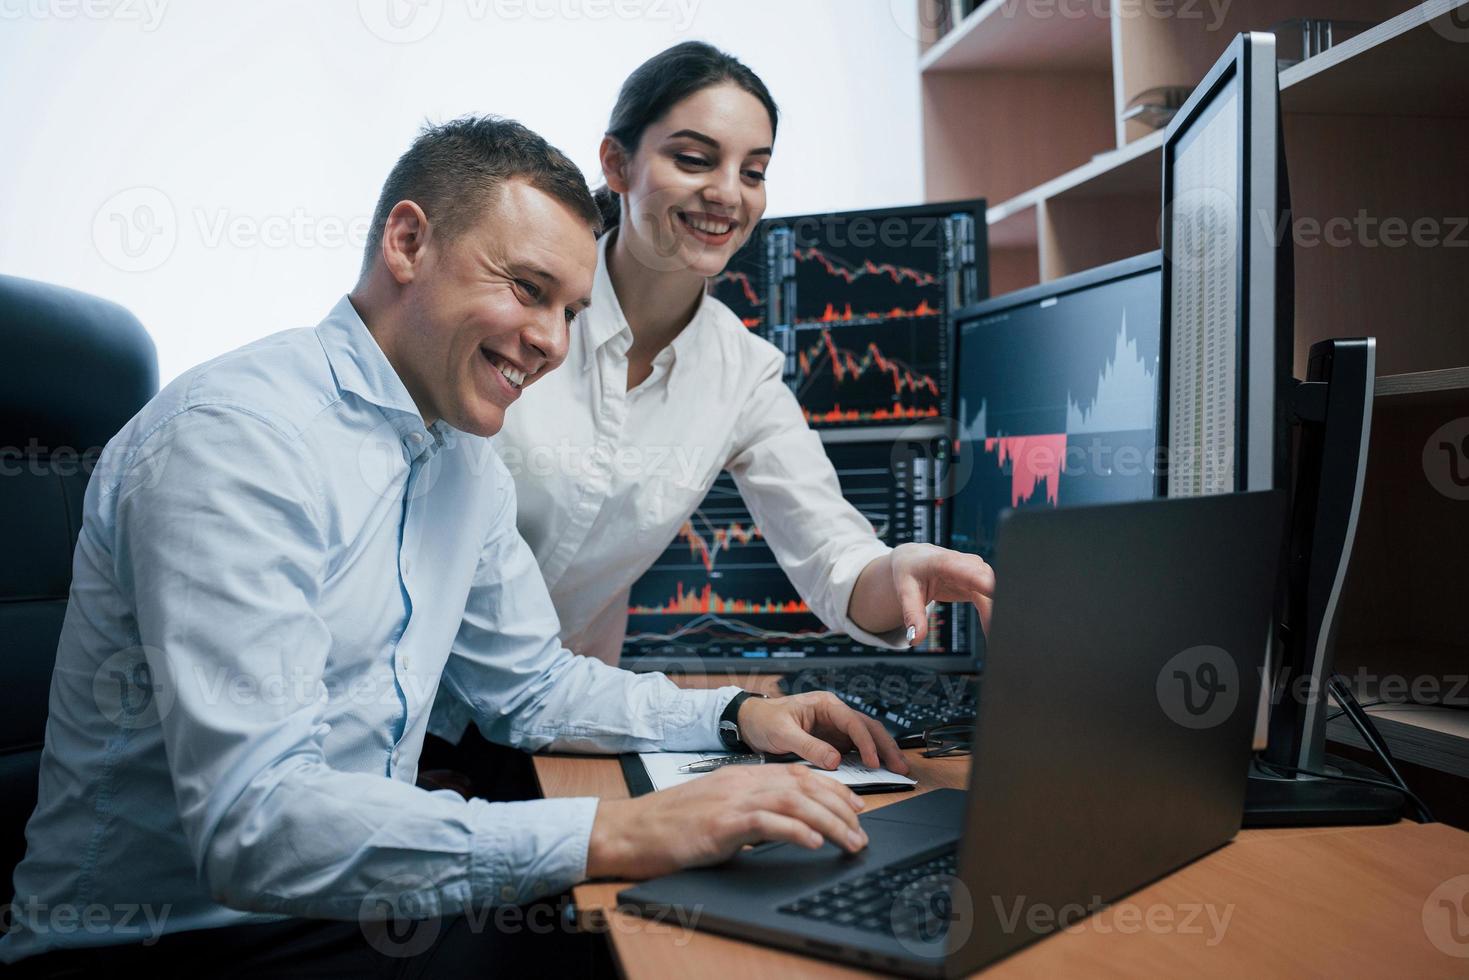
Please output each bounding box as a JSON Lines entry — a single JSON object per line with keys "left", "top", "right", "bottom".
{"left": 916, "top": 0, "right": 1469, "bottom": 812}
{"left": 919, "top": 0, "right": 1469, "bottom": 376}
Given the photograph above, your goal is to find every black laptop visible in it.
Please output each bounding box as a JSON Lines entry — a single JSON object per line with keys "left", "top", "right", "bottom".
{"left": 619, "top": 491, "right": 1285, "bottom": 977}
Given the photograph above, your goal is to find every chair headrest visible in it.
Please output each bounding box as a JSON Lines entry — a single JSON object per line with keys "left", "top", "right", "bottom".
{"left": 0, "top": 275, "right": 158, "bottom": 455}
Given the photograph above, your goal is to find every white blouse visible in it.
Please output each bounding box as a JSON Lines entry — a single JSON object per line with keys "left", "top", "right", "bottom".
{"left": 428, "top": 232, "right": 905, "bottom": 741}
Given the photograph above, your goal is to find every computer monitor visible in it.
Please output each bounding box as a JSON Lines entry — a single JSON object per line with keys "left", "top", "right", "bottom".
{"left": 761, "top": 200, "right": 987, "bottom": 432}
{"left": 622, "top": 436, "right": 963, "bottom": 673}
{"left": 1158, "top": 34, "right": 1397, "bottom": 823}
{"left": 1158, "top": 31, "right": 1291, "bottom": 498}
{"left": 949, "top": 251, "right": 1163, "bottom": 665}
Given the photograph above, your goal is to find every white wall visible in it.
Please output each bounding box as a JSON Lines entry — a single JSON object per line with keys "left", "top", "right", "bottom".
{"left": 0, "top": 0, "right": 924, "bottom": 382}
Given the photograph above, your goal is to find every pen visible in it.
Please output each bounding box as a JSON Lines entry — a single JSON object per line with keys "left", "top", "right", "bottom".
{"left": 677, "top": 752, "right": 802, "bottom": 774}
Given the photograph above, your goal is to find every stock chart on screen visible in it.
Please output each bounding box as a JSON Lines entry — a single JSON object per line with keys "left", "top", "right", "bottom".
{"left": 622, "top": 440, "right": 955, "bottom": 662}
{"left": 762, "top": 203, "right": 985, "bottom": 429}
{"left": 707, "top": 232, "right": 768, "bottom": 331}
{"left": 949, "top": 253, "right": 1162, "bottom": 564}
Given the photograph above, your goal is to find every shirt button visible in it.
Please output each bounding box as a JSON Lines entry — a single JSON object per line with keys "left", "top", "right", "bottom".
{"left": 409, "top": 432, "right": 424, "bottom": 445}
{"left": 500, "top": 885, "right": 517, "bottom": 903}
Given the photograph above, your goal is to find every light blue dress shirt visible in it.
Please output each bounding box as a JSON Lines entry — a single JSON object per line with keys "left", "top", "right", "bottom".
{"left": 1, "top": 296, "right": 740, "bottom": 962}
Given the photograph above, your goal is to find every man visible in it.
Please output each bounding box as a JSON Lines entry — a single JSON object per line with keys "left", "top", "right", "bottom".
{"left": 1, "top": 116, "right": 908, "bottom": 976}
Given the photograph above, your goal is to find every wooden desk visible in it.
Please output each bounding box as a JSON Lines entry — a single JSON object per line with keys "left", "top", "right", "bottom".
{"left": 532, "top": 747, "right": 1469, "bottom": 978}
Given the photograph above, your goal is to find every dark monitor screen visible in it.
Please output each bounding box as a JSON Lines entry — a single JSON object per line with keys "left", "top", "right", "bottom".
{"left": 762, "top": 201, "right": 987, "bottom": 429}
{"left": 949, "top": 253, "right": 1163, "bottom": 576}
{"left": 622, "top": 435, "right": 963, "bottom": 667}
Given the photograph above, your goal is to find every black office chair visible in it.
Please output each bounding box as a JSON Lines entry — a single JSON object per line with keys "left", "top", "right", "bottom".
{"left": 0, "top": 275, "right": 157, "bottom": 905}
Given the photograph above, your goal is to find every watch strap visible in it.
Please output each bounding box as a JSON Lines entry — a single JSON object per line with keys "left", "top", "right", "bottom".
{"left": 718, "top": 691, "right": 766, "bottom": 752}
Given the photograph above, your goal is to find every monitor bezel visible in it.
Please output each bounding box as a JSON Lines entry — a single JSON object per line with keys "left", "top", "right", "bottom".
{"left": 1156, "top": 32, "right": 1283, "bottom": 499}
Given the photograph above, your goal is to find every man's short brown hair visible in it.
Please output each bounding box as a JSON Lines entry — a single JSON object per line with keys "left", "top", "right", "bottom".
{"left": 360, "top": 114, "right": 600, "bottom": 279}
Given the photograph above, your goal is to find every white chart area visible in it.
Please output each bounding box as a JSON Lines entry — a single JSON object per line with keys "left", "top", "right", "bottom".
{"left": 1066, "top": 313, "right": 1158, "bottom": 435}
{"left": 1168, "top": 83, "right": 1240, "bottom": 497}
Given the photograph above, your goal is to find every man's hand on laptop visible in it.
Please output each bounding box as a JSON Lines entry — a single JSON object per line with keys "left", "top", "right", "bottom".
{"left": 586, "top": 757, "right": 869, "bottom": 880}
{"left": 585, "top": 693, "right": 910, "bottom": 880}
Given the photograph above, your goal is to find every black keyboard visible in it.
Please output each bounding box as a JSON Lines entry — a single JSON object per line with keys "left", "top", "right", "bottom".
{"left": 779, "top": 664, "right": 978, "bottom": 735}
{"left": 778, "top": 846, "right": 959, "bottom": 940}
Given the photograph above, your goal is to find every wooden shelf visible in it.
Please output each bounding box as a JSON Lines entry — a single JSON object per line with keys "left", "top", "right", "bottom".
{"left": 985, "top": 130, "right": 1163, "bottom": 245}
{"left": 1328, "top": 705, "right": 1469, "bottom": 779}
{"left": 920, "top": 0, "right": 1112, "bottom": 73}
{"left": 1376, "top": 366, "right": 1469, "bottom": 398}
{"left": 979, "top": 0, "right": 1469, "bottom": 248}
{"left": 1281, "top": 0, "right": 1469, "bottom": 116}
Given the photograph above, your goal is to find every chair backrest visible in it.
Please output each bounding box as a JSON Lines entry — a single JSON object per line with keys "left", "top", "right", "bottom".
{"left": 0, "top": 274, "right": 157, "bottom": 902}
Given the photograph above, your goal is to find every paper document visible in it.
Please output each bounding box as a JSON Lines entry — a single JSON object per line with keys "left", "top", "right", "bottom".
{"left": 638, "top": 751, "right": 917, "bottom": 793}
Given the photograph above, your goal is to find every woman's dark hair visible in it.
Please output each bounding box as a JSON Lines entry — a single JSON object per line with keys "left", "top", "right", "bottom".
{"left": 594, "top": 41, "right": 779, "bottom": 232}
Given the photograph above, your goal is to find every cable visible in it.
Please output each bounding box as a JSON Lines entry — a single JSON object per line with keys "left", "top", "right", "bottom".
{"left": 1328, "top": 675, "right": 1427, "bottom": 822}
{"left": 1254, "top": 757, "right": 1434, "bottom": 824}
{"left": 1329, "top": 676, "right": 1413, "bottom": 787}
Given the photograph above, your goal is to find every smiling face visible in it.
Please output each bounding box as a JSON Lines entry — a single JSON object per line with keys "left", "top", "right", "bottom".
{"left": 606, "top": 82, "right": 773, "bottom": 278}
{"left": 382, "top": 179, "right": 597, "bottom": 437}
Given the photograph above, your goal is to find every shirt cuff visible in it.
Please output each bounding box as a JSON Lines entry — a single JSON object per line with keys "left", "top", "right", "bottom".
{"left": 468, "top": 796, "right": 599, "bottom": 905}
{"left": 822, "top": 541, "right": 913, "bottom": 650}
{"left": 658, "top": 684, "right": 744, "bottom": 751}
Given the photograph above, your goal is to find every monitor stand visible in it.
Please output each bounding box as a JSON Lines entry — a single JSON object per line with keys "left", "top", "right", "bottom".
{"left": 1242, "top": 338, "right": 1406, "bottom": 827}
{"left": 1243, "top": 756, "right": 1403, "bottom": 827}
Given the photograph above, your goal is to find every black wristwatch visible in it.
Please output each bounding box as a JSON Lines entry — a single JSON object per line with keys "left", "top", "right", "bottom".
{"left": 718, "top": 691, "right": 767, "bottom": 752}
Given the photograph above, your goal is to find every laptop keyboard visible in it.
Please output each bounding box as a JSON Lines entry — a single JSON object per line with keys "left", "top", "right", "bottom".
{"left": 780, "top": 665, "right": 978, "bottom": 735}
{"left": 777, "top": 846, "right": 959, "bottom": 940}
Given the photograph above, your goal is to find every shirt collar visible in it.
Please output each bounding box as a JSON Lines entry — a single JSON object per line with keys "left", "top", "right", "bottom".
{"left": 316, "top": 295, "right": 432, "bottom": 431}
{"left": 582, "top": 230, "right": 713, "bottom": 392}
{"left": 580, "top": 232, "right": 631, "bottom": 371}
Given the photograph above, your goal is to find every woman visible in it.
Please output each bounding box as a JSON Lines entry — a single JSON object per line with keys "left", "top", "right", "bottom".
{"left": 427, "top": 41, "right": 993, "bottom": 754}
